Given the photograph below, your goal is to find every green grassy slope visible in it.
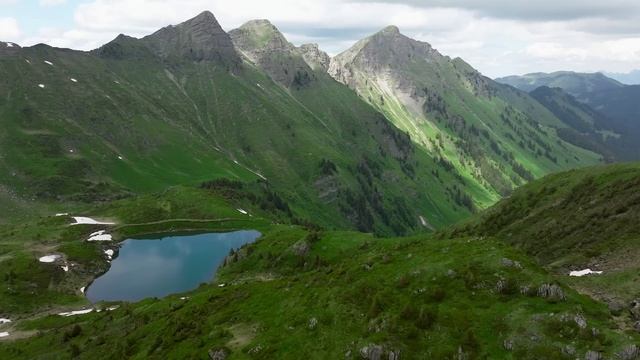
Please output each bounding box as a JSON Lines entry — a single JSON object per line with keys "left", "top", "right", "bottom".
{"left": 529, "top": 86, "right": 618, "bottom": 161}
{"left": 0, "top": 19, "right": 471, "bottom": 234}
{"left": 1, "top": 189, "right": 638, "bottom": 358}
{"left": 329, "top": 28, "right": 601, "bottom": 208}
{"left": 456, "top": 163, "right": 640, "bottom": 311}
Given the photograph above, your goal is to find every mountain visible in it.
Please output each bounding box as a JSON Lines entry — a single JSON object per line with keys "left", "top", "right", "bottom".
{"left": 498, "top": 72, "right": 640, "bottom": 160}
{"left": 328, "top": 27, "right": 601, "bottom": 205}
{"left": 0, "top": 12, "right": 472, "bottom": 234}
{"left": 604, "top": 69, "right": 640, "bottom": 85}
{"left": 2, "top": 13, "right": 640, "bottom": 357}
{"left": 528, "top": 86, "right": 618, "bottom": 161}
{"left": 495, "top": 71, "right": 624, "bottom": 101}
{"left": 458, "top": 163, "right": 640, "bottom": 312}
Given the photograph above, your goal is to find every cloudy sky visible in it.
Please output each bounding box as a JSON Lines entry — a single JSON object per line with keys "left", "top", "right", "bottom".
{"left": 2, "top": 0, "right": 640, "bottom": 78}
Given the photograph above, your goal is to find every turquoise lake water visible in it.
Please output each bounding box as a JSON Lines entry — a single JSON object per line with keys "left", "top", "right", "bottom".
{"left": 86, "top": 230, "right": 261, "bottom": 302}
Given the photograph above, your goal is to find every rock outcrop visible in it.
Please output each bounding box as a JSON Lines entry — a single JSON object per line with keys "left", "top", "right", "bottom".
{"left": 229, "top": 19, "right": 315, "bottom": 88}
{"left": 142, "top": 11, "right": 241, "bottom": 66}
{"left": 299, "top": 43, "right": 330, "bottom": 71}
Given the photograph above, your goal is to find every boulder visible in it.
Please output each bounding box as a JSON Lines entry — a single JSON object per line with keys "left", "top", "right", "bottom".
{"left": 631, "top": 299, "right": 640, "bottom": 320}
{"left": 360, "top": 344, "right": 384, "bottom": 360}
{"left": 584, "top": 350, "right": 602, "bottom": 360}
{"left": 537, "top": 284, "right": 565, "bottom": 301}
{"left": 617, "top": 345, "right": 640, "bottom": 360}
{"left": 208, "top": 348, "right": 228, "bottom": 360}
{"left": 608, "top": 300, "right": 625, "bottom": 316}
{"left": 291, "top": 240, "right": 311, "bottom": 257}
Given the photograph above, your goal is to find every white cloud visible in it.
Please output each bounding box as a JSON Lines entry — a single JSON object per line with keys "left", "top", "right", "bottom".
{"left": 11, "top": 0, "right": 640, "bottom": 77}
{"left": 0, "top": 18, "right": 20, "bottom": 40}
{"left": 40, "top": 0, "right": 67, "bottom": 7}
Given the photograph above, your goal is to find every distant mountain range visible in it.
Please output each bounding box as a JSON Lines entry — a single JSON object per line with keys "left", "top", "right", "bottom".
{"left": 496, "top": 71, "right": 640, "bottom": 160}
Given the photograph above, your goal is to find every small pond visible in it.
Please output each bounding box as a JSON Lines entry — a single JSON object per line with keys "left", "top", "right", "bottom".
{"left": 86, "top": 230, "right": 261, "bottom": 302}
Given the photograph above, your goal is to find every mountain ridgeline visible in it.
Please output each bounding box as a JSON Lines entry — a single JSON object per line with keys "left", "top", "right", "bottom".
{"left": 497, "top": 72, "right": 640, "bottom": 160}
{"left": 0, "top": 11, "right": 609, "bottom": 234}
{"left": 0, "top": 12, "right": 475, "bottom": 235}
{"left": 327, "top": 26, "right": 600, "bottom": 206}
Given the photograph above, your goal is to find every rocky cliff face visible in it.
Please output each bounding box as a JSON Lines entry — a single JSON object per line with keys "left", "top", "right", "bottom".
{"left": 299, "top": 43, "right": 330, "bottom": 72}
{"left": 229, "top": 20, "right": 316, "bottom": 88}
{"left": 140, "top": 11, "right": 240, "bottom": 67}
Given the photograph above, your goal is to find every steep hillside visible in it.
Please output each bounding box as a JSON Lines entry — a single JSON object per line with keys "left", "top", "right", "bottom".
{"left": 499, "top": 72, "right": 640, "bottom": 160}
{"left": 0, "top": 12, "right": 472, "bottom": 234}
{"left": 1, "top": 187, "right": 638, "bottom": 358}
{"left": 496, "top": 71, "right": 624, "bottom": 101}
{"left": 329, "top": 27, "right": 601, "bottom": 206}
{"left": 457, "top": 163, "right": 640, "bottom": 310}
{"left": 529, "top": 86, "right": 618, "bottom": 161}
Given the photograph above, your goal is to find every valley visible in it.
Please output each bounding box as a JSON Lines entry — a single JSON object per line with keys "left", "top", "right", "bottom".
{"left": 0, "top": 8, "right": 639, "bottom": 360}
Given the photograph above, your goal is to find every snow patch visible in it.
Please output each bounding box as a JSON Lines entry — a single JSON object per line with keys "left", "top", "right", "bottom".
{"left": 237, "top": 208, "right": 248, "bottom": 215}
{"left": 44, "top": 60, "right": 53, "bottom": 66}
{"left": 569, "top": 269, "right": 603, "bottom": 277}
{"left": 117, "top": 155, "right": 123, "bottom": 160}
{"left": 87, "top": 230, "right": 112, "bottom": 241}
{"left": 25, "top": 59, "right": 31, "bottom": 64}
{"left": 80, "top": 287, "right": 85, "bottom": 294}
{"left": 38, "top": 84, "right": 45, "bottom": 88}
{"left": 61, "top": 265, "right": 69, "bottom": 272}
{"left": 39, "top": 254, "right": 61, "bottom": 263}
{"left": 218, "top": 283, "right": 226, "bottom": 287}
{"left": 55, "top": 213, "right": 69, "bottom": 217}
{"left": 0, "top": 318, "right": 10, "bottom": 324}
{"left": 6, "top": 42, "right": 13, "bottom": 48}
{"left": 71, "top": 217, "right": 115, "bottom": 225}
{"left": 114, "top": 80, "right": 120, "bottom": 84}
{"left": 58, "top": 309, "right": 93, "bottom": 317}
{"left": 104, "top": 249, "right": 114, "bottom": 259}
{"left": 70, "top": 78, "right": 77, "bottom": 82}
{"left": 179, "top": 296, "right": 189, "bottom": 300}
{"left": 0, "top": 332, "right": 8, "bottom": 338}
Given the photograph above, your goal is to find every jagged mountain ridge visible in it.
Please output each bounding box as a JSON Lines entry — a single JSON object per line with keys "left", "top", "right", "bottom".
{"left": 0, "top": 12, "right": 472, "bottom": 234}
{"left": 328, "top": 26, "right": 601, "bottom": 205}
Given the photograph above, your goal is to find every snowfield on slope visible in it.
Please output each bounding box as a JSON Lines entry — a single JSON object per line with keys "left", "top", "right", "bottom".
{"left": 39, "top": 254, "right": 61, "bottom": 263}
{"left": 72, "top": 217, "right": 115, "bottom": 225}
{"left": 569, "top": 268, "right": 603, "bottom": 277}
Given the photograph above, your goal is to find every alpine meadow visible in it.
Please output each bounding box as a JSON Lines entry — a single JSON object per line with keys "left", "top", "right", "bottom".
{"left": 1, "top": 2, "right": 640, "bottom": 359}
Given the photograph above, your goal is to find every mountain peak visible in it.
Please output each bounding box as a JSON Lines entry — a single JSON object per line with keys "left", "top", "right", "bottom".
{"left": 140, "top": 10, "right": 240, "bottom": 66}
{"left": 231, "top": 19, "right": 291, "bottom": 52}
{"left": 379, "top": 25, "right": 400, "bottom": 35}
{"left": 190, "top": 10, "right": 216, "bottom": 22}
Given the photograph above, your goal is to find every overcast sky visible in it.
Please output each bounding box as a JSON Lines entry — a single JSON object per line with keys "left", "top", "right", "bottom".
{"left": 2, "top": 0, "right": 640, "bottom": 78}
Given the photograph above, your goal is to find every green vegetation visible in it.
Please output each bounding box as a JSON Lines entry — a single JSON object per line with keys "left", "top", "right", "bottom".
{"left": 0, "top": 30, "right": 470, "bottom": 235}
{"left": 455, "top": 163, "right": 640, "bottom": 314}
{"left": 329, "top": 29, "right": 601, "bottom": 207}
{"left": 2, "top": 197, "right": 638, "bottom": 358}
